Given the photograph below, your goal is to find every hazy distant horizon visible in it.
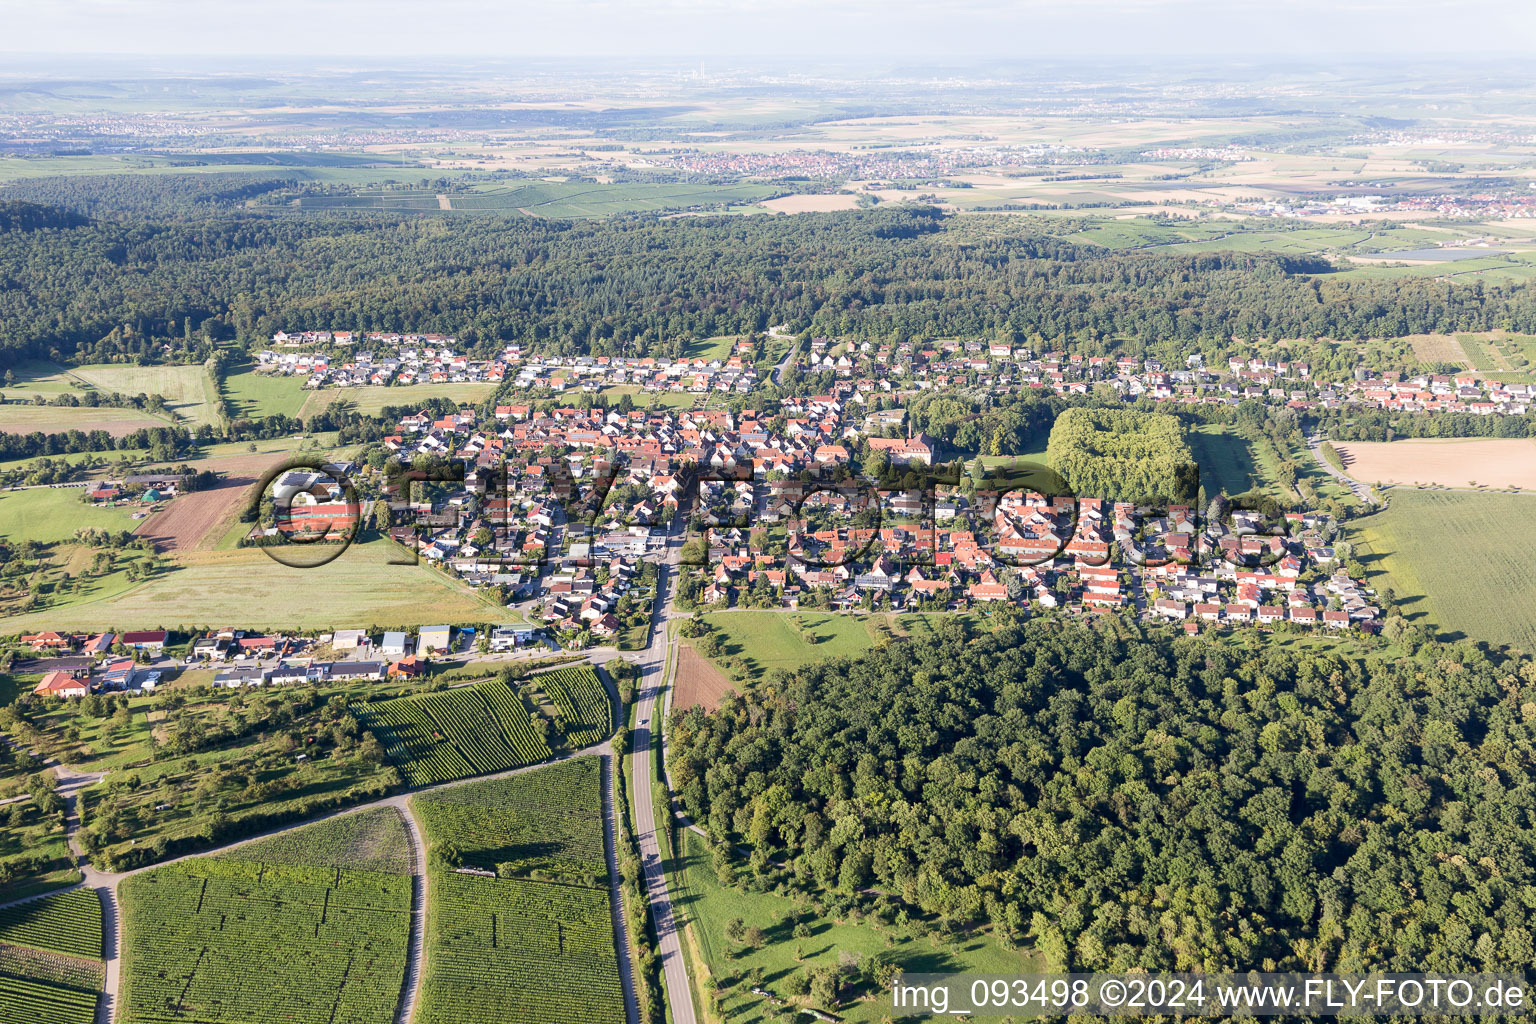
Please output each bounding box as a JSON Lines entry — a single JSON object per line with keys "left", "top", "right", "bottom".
{"left": 4, "top": 0, "right": 1534, "bottom": 61}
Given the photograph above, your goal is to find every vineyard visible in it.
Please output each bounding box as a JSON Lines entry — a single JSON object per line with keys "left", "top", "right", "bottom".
{"left": 537, "top": 666, "right": 614, "bottom": 749}
{"left": 414, "top": 757, "right": 623, "bottom": 1024}
{"left": 417, "top": 874, "right": 622, "bottom": 1024}
{"left": 413, "top": 757, "right": 606, "bottom": 883}
{"left": 215, "top": 807, "right": 412, "bottom": 875}
{"left": 0, "top": 973, "right": 98, "bottom": 1024}
{"left": 118, "top": 858, "right": 411, "bottom": 1024}
{"left": 352, "top": 680, "right": 552, "bottom": 786}
{"left": 0, "top": 890, "right": 103, "bottom": 959}
{"left": 0, "top": 890, "right": 104, "bottom": 1024}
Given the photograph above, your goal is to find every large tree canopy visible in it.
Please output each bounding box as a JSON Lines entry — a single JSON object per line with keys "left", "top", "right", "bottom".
{"left": 4, "top": 203, "right": 1534, "bottom": 366}
{"left": 672, "top": 620, "right": 1536, "bottom": 975}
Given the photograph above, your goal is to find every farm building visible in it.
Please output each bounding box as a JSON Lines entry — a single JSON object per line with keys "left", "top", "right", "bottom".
{"left": 122, "top": 630, "right": 168, "bottom": 651}
{"left": 381, "top": 631, "right": 408, "bottom": 656}
{"left": 417, "top": 625, "right": 451, "bottom": 656}
{"left": 33, "top": 671, "right": 88, "bottom": 698}
{"left": 332, "top": 629, "right": 369, "bottom": 650}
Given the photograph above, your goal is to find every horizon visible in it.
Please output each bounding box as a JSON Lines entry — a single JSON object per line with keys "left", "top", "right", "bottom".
{"left": 4, "top": 0, "right": 1534, "bottom": 61}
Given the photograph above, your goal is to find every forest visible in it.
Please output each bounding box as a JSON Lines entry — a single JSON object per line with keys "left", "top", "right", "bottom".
{"left": 670, "top": 619, "right": 1536, "bottom": 975}
{"left": 5, "top": 198, "right": 1536, "bottom": 367}
{"left": 1046, "top": 407, "right": 1199, "bottom": 504}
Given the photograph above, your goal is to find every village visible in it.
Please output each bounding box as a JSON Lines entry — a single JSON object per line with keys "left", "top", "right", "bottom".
{"left": 262, "top": 329, "right": 1536, "bottom": 417}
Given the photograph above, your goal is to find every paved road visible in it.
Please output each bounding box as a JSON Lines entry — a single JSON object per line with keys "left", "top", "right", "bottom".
{"left": 0, "top": 741, "right": 620, "bottom": 1024}
{"left": 629, "top": 530, "right": 697, "bottom": 1024}
{"left": 768, "top": 324, "right": 797, "bottom": 386}
{"left": 1307, "top": 433, "right": 1379, "bottom": 504}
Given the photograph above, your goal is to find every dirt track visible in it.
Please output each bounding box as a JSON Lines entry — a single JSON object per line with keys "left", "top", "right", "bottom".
{"left": 133, "top": 454, "right": 285, "bottom": 552}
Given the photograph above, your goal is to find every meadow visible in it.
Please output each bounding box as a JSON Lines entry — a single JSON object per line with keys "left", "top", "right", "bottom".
{"left": 220, "top": 364, "right": 307, "bottom": 419}
{"left": 0, "top": 486, "right": 143, "bottom": 545}
{"left": 701, "top": 611, "right": 889, "bottom": 683}
{"left": 1349, "top": 489, "right": 1536, "bottom": 650}
{"left": 293, "top": 180, "right": 777, "bottom": 219}
{"left": 673, "top": 829, "right": 1040, "bottom": 1024}
{"left": 70, "top": 364, "right": 220, "bottom": 427}
{"left": 0, "top": 403, "right": 170, "bottom": 437}
{"left": 297, "top": 381, "right": 497, "bottom": 419}
{"left": 413, "top": 758, "right": 624, "bottom": 1024}
{"left": 0, "top": 538, "right": 511, "bottom": 633}
{"left": 118, "top": 855, "right": 411, "bottom": 1024}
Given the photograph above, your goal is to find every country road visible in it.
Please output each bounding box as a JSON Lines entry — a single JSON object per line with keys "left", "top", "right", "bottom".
{"left": 629, "top": 529, "right": 697, "bottom": 1024}
{"left": 1307, "top": 433, "right": 1379, "bottom": 505}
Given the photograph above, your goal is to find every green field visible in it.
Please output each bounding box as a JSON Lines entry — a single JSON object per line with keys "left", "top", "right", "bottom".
{"left": 0, "top": 539, "right": 510, "bottom": 633}
{"left": 70, "top": 364, "right": 220, "bottom": 427}
{"left": 1349, "top": 489, "right": 1536, "bottom": 650}
{"left": 675, "top": 829, "right": 1039, "bottom": 1023}
{"left": 701, "top": 611, "right": 893, "bottom": 682}
{"left": 298, "top": 381, "right": 497, "bottom": 419}
{"left": 353, "top": 679, "right": 556, "bottom": 787}
{"left": 221, "top": 365, "right": 307, "bottom": 419}
{"left": 1186, "top": 423, "right": 1284, "bottom": 498}
{"left": 119, "top": 854, "right": 411, "bottom": 1024}
{"left": 413, "top": 758, "right": 623, "bottom": 1024}
{"left": 0, "top": 486, "right": 145, "bottom": 545}
{"left": 213, "top": 807, "right": 413, "bottom": 875}
{"left": 531, "top": 666, "right": 614, "bottom": 750}
{"left": 0, "top": 403, "right": 171, "bottom": 437}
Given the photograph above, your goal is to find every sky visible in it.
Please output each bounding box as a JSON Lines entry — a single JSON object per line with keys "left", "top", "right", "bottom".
{"left": 2, "top": 0, "right": 1534, "bottom": 60}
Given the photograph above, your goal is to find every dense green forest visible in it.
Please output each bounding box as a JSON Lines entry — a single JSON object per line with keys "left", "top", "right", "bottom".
{"left": 4, "top": 199, "right": 1536, "bottom": 366}
{"left": 671, "top": 620, "right": 1536, "bottom": 974}
{"left": 1046, "top": 407, "right": 1198, "bottom": 504}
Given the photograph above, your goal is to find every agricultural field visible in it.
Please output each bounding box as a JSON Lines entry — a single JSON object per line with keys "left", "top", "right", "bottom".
{"left": 213, "top": 807, "right": 412, "bottom": 875}
{"left": 70, "top": 364, "right": 220, "bottom": 427}
{"left": 0, "top": 538, "right": 511, "bottom": 634}
{"left": 1332, "top": 438, "right": 1536, "bottom": 490}
{"left": 0, "top": 890, "right": 105, "bottom": 1024}
{"left": 412, "top": 757, "right": 605, "bottom": 882}
{"left": 531, "top": 665, "right": 614, "bottom": 749}
{"left": 0, "top": 403, "right": 170, "bottom": 437}
{"left": 0, "top": 485, "right": 143, "bottom": 545}
{"left": 130, "top": 455, "right": 283, "bottom": 553}
{"left": 1349, "top": 489, "right": 1536, "bottom": 651}
{"left": 352, "top": 679, "right": 554, "bottom": 786}
{"left": 413, "top": 757, "right": 623, "bottom": 1024}
{"left": 674, "top": 829, "right": 1040, "bottom": 1024}
{"left": 0, "top": 889, "right": 103, "bottom": 959}
{"left": 296, "top": 381, "right": 496, "bottom": 420}
{"left": 118, "top": 856, "right": 411, "bottom": 1024}
{"left": 675, "top": 643, "right": 734, "bottom": 712}
{"left": 220, "top": 364, "right": 307, "bottom": 419}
